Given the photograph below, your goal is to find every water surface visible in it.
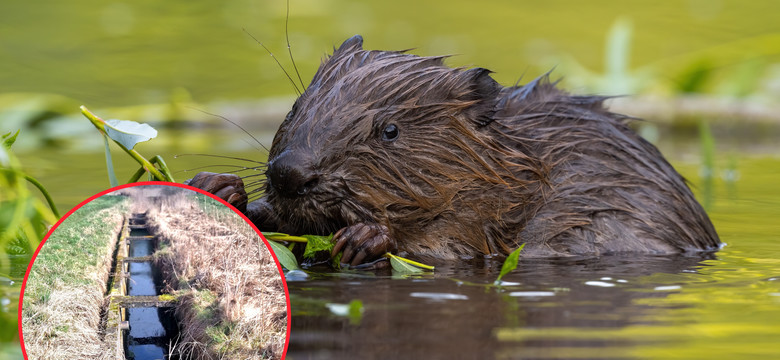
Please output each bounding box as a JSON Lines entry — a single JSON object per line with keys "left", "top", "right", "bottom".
{"left": 127, "top": 262, "right": 158, "bottom": 296}
{"left": 129, "top": 240, "right": 155, "bottom": 258}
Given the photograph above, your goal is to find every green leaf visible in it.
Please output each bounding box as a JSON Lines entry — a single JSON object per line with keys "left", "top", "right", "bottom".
{"left": 386, "top": 253, "right": 424, "bottom": 274}
{"left": 103, "top": 118, "right": 157, "bottom": 150}
{"left": 325, "top": 299, "right": 364, "bottom": 325}
{"left": 103, "top": 135, "right": 119, "bottom": 187}
{"left": 302, "top": 234, "right": 334, "bottom": 259}
{"left": 2, "top": 130, "right": 19, "bottom": 149}
{"left": 267, "top": 239, "right": 300, "bottom": 270}
{"left": 495, "top": 244, "right": 525, "bottom": 285}
{"left": 347, "top": 299, "right": 364, "bottom": 325}
{"left": 385, "top": 252, "right": 434, "bottom": 271}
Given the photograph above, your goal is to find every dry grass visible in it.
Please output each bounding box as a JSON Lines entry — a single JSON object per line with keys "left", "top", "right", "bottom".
{"left": 142, "top": 189, "right": 287, "bottom": 360}
{"left": 21, "top": 195, "right": 128, "bottom": 359}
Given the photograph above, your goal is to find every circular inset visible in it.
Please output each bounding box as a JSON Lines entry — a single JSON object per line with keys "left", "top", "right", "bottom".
{"left": 19, "top": 182, "right": 290, "bottom": 359}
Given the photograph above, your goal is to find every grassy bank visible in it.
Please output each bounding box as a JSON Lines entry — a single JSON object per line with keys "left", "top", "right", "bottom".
{"left": 21, "top": 194, "right": 128, "bottom": 359}
{"left": 145, "top": 190, "right": 287, "bottom": 359}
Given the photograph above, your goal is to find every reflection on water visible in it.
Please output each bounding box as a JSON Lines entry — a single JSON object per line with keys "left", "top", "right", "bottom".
{"left": 130, "top": 228, "right": 151, "bottom": 237}
{"left": 127, "top": 344, "right": 166, "bottom": 360}
{"left": 129, "top": 239, "right": 154, "bottom": 258}
{"left": 287, "top": 256, "right": 704, "bottom": 359}
{"left": 128, "top": 262, "right": 157, "bottom": 296}
{"left": 126, "top": 307, "right": 176, "bottom": 360}
{"left": 128, "top": 308, "right": 166, "bottom": 339}
{"left": 288, "top": 248, "right": 780, "bottom": 359}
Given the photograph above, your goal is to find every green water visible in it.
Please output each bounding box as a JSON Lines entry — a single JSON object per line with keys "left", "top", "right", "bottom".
{"left": 2, "top": 0, "right": 779, "bottom": 107}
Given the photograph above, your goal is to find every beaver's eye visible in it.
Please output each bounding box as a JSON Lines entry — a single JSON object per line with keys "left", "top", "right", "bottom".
{"left": 382, "top": 123, "right": 399, "bottom": 141}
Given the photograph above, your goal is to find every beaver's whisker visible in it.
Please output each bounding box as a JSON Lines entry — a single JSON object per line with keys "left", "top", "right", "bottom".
{"left": 243, "top": 28, "right": 302, "bottom": 97}
{"left": 285, "top": 0, "right": 305, "bottom": 91}
{"left": 186, "top": 107, "right": 269, "bottom": 153}
{"left": 238, "top": 172, "right": 267, "bottom": 179}
{"left": 245, "top": 185, "right": 266, "bottom": 193}
{"left": 247, "top": 192, "right": 265, "bottom": 201}
{"left": 238, "top": 178, "right": 267, "bottom": 187}
{"left": 246, "top": 188, "right": 267, "bottom": 197}
{"left": 242, "top": 176, "right": 266, "bottom": 183}
{"left": 175, "top": 165, "right": 260, "bottom": 176}
{"left": 175, "top": 153, "right": 266, "bottom": 164}
{"left": 243, "top": 183, "right": 267, "bottom": 192}
{"left": 230, "top": 168, "right": 264, "bottom": 175}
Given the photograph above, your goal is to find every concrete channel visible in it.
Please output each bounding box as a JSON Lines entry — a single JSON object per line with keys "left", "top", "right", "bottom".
{"left": 106, "top": 213, "right": 178, "bottom": 360}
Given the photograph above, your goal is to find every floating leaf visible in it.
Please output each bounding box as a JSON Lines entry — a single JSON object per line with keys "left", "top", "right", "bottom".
{"left": 494, "top": 244, "right": 525, "bottom": 285}
{"left": 385, "top": 252, "right": 434, "bottom": 272}
{"left": 386, "top": 253, "right": 425, "bottom": 274}
{"left": 267, "top": 239, "right": 299, "bottom": 270}
{"left": 103, "top": 119, "right": 157, "bottom": 150}
{"left": 347, "top": 299, "right": 364, "bottom": 325}
{"left": 326, "top": 299, "right": 364, "bottom": 325}
{"left": 302, "top": 234, "right": 334, "bottom": 259}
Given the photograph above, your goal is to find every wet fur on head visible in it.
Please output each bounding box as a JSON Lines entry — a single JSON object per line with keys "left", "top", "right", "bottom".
{"left": 264, "top": 35, "right": 719, "bottom": 259}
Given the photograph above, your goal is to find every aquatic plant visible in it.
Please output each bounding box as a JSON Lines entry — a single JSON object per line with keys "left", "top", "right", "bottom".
{"left": 81, "top": 106, "right": 174, "bottom": 186}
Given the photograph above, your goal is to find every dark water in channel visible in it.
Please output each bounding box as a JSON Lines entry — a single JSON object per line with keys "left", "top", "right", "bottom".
{"left": 126, "top": 226, "right": 174, "bottom": 360}
{"left": 128, "top": 308, "right": 167, "bottom": 338}
{"left": 130, "top": 228, "right": 151, "bottom": 237}
{"left": 129, "top": 239, "right": 154, "bottom": 258}
{"left": 127, "top": 262, "right": 158, "bottom": 297}
{"left": 126, "top": 307, "right": 178, "bottom": 360}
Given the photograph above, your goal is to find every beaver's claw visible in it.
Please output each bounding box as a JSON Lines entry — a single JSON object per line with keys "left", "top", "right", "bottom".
{"left": 331, "top": 223, "right": 397, "bottom": 269}
{"left": 186, "top": 172, "right": 248, "bottom": 213}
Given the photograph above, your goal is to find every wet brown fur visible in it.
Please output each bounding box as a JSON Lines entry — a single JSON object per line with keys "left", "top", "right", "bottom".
{"left": 261, "top": 36, "right": 720, "bottom": 259}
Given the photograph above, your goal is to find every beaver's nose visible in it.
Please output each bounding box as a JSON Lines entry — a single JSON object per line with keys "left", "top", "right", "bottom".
{"left": 266, "top": 151, "right": 319, "bottom": 198}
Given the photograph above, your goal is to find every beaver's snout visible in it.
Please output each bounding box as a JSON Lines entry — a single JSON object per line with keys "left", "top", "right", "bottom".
{"left": 266, "top": 150, "right": 319, "bottom": 198}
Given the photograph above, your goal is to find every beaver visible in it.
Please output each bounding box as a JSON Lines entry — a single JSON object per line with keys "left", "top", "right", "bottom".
{"left": 188, "top": 35, "right": 720, "bottom": 268}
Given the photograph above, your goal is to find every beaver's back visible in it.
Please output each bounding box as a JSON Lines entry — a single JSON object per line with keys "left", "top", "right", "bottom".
{"left": 491, "top": 77, "right": 720, "bottom": 256}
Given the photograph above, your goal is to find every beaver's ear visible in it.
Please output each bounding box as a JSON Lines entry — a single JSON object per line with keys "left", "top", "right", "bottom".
{"left": 462, "top": 67, "right": 501, "bottom": 127}
{"left": 333, "top": 35, "right": 364, "bottom": 56}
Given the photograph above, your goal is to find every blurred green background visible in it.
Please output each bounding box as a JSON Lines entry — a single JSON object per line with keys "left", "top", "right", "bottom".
{"left": 2, "top": 0, "right": 780, "bottom": 358}
{"left": 2, "top": 0, "right": 780, "bottom": 106}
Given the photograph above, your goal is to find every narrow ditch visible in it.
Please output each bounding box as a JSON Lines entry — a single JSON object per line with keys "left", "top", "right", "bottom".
{"left": 110, "top": 212, "right": 180, "bottom": 360}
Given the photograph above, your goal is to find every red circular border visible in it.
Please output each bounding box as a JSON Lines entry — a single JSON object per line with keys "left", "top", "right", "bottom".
{"left": 16, "top": 181, "right": 292, "bottom": 359}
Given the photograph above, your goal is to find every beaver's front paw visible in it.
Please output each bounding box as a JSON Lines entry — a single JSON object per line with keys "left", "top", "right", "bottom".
{"left": 331, "top": 223, "right": 397, "bottom": 269}
{"left": 186, "top": 172, "right": 248, "bottom": 213}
